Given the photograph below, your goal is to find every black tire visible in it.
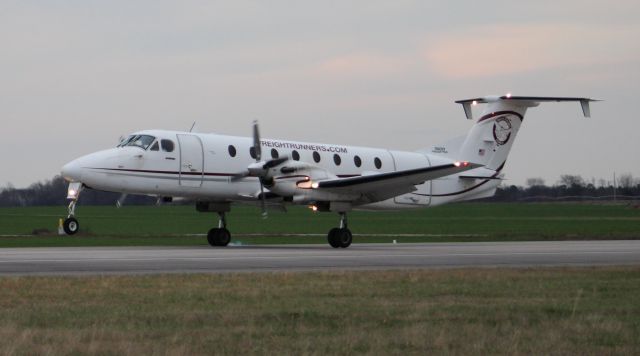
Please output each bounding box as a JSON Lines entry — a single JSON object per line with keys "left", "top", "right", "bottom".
{"left": 338, "top": 228, "right": 352, "bottom": 248}
{"left": 207, "top": 229, "right": 216, "bottom": 246}
{"left": 207, "top": 228, "right": 231, "bottom": 247}
{"left": 63, "top": 217, "right": 79, "bottom": 235}
{"left": 327, "top": 227, "right": 341, "bottom": 248}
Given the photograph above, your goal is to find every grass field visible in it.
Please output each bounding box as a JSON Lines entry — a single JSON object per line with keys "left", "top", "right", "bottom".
{"left": 0, "top": 202, "right": 639, "bottom": 247}
{"left": 2, "top": 205, "right": 639, "bottom": 354}
{"left": 0, "top": 267, "right": 638, "bottom": 355}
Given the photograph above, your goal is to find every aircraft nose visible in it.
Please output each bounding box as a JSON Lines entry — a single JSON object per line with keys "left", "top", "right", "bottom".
{"left": 61, "top": 159, "right": 83, "bottom": 182}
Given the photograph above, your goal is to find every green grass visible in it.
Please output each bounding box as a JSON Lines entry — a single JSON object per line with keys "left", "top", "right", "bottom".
{"left": 0, "top": 202, "right": 639, "bottom": 247}
{"left": 1, "top": 267, "right": 639, "bottom": 355}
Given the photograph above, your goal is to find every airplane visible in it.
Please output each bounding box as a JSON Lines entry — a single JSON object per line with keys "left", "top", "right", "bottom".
{"left": 60, "top": 95, "right": 595, "bottom": 248}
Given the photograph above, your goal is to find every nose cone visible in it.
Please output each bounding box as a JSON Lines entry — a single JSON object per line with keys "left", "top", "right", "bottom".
{"left": 61, "top": 159, "right": 83, "bottom": 182}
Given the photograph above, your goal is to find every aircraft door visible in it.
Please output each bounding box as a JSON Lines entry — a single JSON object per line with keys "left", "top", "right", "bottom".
{"left": 177, "top": 134, "right": 204, "bottom": 187}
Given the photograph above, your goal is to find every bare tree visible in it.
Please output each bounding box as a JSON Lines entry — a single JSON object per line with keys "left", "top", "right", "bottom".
{"left": 597, "top": 178, "right": 607, "bottom": 188}
{"left": 559, "top": 174, "right": 585, "bottom": 187}
{"left": 526, "top": 177, "right": 545, "bottom": 187}
{"left": 617, "top": 173, "right": 634, "bottom": 188}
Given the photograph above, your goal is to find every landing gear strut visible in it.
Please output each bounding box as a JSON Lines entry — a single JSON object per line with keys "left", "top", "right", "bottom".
{"left": 197, "top": 202, "right": 233, "bottom": 247}
{"left": 207, "top": 212, "right": 231, "bottom": 247}
{"left": 63, "top": 182, "right": 83, "bottom": 235}
{"left": 327, "top": 212, "right": 352, "bottom": 248}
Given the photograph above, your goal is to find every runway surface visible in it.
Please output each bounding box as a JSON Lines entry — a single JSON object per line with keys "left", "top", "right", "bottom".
{"left": 1, "top": 240, "right": 639, "bottom": 275}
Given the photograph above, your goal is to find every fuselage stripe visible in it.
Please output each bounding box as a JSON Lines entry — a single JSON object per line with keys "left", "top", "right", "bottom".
{"left": 416, "top": 160, "right": 505, "bottom": 197}
{"left": 87, "top": 167, "right": 360, "bottom": 179}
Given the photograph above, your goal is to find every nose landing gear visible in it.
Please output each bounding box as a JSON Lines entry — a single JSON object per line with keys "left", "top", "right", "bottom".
{"left": 63, "top": 182, "right": 83, "bottom": 235}
{"left": 327, "top": 212, "right": 352, "bottom": 248}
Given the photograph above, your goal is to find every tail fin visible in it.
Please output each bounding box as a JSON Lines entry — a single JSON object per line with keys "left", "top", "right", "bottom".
{"left": 456, "top": 95, "right": 596, "bottom": 171}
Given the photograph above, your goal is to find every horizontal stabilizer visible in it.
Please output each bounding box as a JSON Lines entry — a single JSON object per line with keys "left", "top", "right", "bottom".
{"left": 455, "top": 95, "right": 599, "bottom": 120}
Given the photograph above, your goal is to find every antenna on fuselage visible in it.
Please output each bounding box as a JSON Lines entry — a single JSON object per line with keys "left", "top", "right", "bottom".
{"left": 189, "top": 121, "right": 196, "bottom": 132}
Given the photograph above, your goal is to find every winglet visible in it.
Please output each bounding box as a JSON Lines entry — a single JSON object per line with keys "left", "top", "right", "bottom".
{"left": 461, "top": 102, "right": 473, "bottom": 120}
{"left": 580, "top": 99, "right": 591, "bottom": 118}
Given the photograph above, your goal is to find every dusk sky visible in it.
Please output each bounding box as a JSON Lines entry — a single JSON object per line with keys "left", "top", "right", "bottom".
{"left": 1, "top": 1, "right": 639, "bottom": 188}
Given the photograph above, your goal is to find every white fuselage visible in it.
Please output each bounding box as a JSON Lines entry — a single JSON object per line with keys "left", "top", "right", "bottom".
{"left": 61, "top": 129, "right": 500, "bottom": 210}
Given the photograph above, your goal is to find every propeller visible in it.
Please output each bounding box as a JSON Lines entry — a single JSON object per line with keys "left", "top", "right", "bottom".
{"left": 232, "top": 120, "right": 288, "bottom": 218}
{"left": 252, "top": 120, "right": 261, "bottom": 161}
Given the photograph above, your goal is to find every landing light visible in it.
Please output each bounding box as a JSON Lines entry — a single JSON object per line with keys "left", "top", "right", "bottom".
{"left": 472, "top": 100, "right": 477, "bottom": 106}
{"left": 310, "top": 205, "right": 318, "bottom": 212}
{"left": 311, "top": 182, "right": 319, "bottom": 189}
{"left": 296, "top": 177, "right": 313, "bottom": 189}
{"left": 506, "top": 92, "right": 512, "bottom": 98}
{"left": 454, "top": 161, "right": 470, "bottom": 167}
{"left": 66, "top": 182, "right": 83, "bottom": 200}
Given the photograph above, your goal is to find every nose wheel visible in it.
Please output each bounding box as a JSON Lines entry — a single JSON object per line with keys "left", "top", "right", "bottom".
{"left": 327, "top": 212, "right": 352, "bottom": 248}
{"left": 63, "top": 216, "right": 80, "bottom": 235}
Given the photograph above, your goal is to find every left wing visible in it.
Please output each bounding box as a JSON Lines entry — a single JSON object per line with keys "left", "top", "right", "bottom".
{"left": 314, "top": 162, "right": 481, "bottom": 203}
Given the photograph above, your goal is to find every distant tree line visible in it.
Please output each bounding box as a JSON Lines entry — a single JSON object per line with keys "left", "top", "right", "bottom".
{"left": 1, "top": 174, "right": 639, "bottom": 207}
{"left": 486, "top": 174, "right": 640, "bottom": 202}
{"left": 0, "top": 176, "right": 155, "bottom": 207}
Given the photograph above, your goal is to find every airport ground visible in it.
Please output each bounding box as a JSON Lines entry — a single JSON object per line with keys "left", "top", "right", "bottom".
{"left": 0, "top": 202, "right": 639, "bottom": 354}
{"left": 1, "top": 267, "right": 639, "bottom": 355}
{"left": 1, "top": 202, "right": 639, "bottom": 246}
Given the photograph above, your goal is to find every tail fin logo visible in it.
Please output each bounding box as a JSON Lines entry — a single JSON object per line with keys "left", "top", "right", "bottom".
{"left": 492, "top": 116, "right": 512, "bottom": 145}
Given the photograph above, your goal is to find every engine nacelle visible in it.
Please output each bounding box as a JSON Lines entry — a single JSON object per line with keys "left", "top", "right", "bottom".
{"left": 266, "top": 161, "right": 359, "bottom": 204}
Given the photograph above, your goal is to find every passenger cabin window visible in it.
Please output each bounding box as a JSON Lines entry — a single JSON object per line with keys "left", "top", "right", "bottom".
{"left": 150, "top": 141, "right": 160, "bottom": 151}
{"left": 354, "top": 155, "right": 362, "bottom": 167}
{"left": 313, "top": 151, "right": 321, "bottom": 163}
{"left": 333, "top": 154, "right": 341, "bottom": 166}
{"left": 271, "top": 148, "right": 279, "bottom": 159}
{"left": 249, "top": 147, "right": 257, "bottom": 159}
{"left": 374, "top": 157, "right": 382, "bottom": 169}
{"left": 228, "top": 145, "right": 237, "bottom": 157}
{"left": 161, "top": 139, "right": 175, "bottom": 152}
{"left": 118, "top": 135, "right": 156, "bottom": 150}
{"left": 292, "top": 150, "right": 300, "bottom": 161}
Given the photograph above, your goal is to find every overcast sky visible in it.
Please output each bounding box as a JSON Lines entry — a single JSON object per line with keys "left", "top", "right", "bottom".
{"left": 1, "top": 1, "right": 639, "bottom": 188}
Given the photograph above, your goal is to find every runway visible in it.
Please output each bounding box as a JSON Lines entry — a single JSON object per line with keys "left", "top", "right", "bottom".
{"left": 0, "top": 240, "right": 639, "bottom": 275}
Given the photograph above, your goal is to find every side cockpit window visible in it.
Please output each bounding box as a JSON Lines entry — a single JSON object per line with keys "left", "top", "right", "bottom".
{"left": 117, "top": 135, "right": 156, "bottom": 150}
{"left": 150, "top": 141, "right": 160, "bottom": 151}
{"left": 161, "top": 139, "right": 175, "bottom": 152}
{"left": 130, "top": 135, "right": 155, "bottom": 150}
{"left": 117, "top": 135, "right": 135, "bottom": 147}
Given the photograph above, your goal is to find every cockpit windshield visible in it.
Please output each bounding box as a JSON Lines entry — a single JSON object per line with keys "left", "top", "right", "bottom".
{"left": 117, "top": 135, "right": 156, "bottom": 150}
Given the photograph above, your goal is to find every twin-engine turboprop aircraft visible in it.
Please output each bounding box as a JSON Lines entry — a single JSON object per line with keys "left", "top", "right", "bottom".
{"left": 61, "top": 95, "right": 595, "bottom": 248}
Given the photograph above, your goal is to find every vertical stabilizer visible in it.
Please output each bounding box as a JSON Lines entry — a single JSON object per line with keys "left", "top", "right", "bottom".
{"left": 455, "top": 96, "right": 595, "bottom": 171}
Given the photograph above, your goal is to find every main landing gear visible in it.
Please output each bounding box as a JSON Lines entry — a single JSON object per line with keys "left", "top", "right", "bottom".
{"left": 207, "top": 212, "right": 231, "bottom": 247}
{"left": 197, "top": 202, "right": 233, "bottom": 247}
{"left": 63, "top": 182, "right": 83, "bottom": 235}
{"left": 198, "top": 202, "right": 353, "bottom": 248}
{"left": 327, "top": 212, "right": 352, "bottom": 248}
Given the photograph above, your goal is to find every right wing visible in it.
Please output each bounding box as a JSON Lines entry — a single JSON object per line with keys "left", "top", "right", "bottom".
{"left": 314, "top": 162, "right": 481, "bottom": 203}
